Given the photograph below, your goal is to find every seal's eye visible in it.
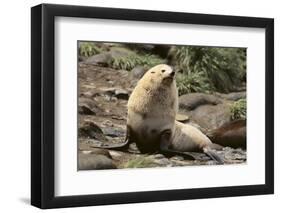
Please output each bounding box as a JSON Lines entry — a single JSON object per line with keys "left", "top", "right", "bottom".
{"left": 151, "top": 71, "right": 155, "bottom": 74}
{"left": 161, "top": 69, "right": 166, "bottom": 73}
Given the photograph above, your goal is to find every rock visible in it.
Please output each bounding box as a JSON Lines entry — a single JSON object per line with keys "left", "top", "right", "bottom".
{"left": 187, "top": 103, "right": 232, "bottom": 131}
{"left": 109, "top": 47, "right": 133, "bottom": 58}
{"left": 100, "top": 87, "right": 129, "bottom": 100}
{"left": 78, "top": 55, "right": 87, "bottom": 62}
{"left": 78, "top": 97, "right": 102, "bottom": 115}
{"left": 102, "top": 127, "right": 126, "bottom": 138}
{"left": 114, "top": 88, "right": 129, "bottom": 100}
{"left": 81, "top": 91, "right": 95, "bottom": 98}
{"left": 223, "top": 147, "right": 246, "bottom": 162}
{"left": 179, "top": 93, "right": 222, "bottom": 111}
{"left": 111, "top": 115, "right": 126, "bottom": 120}
{"left": 101, "top": 120, "right": 114, "bottom": 127}
{"left": 125, "top": 44, "right": 155, "bottom": 52}
{"left": 79, "top": 144, "right": 112, "bottom": 158}
{"left": 84, "top": 52, "right": 113, "bottom": 66}
{"left": 176, "top": 113, "right": 189, "bottom": 122}
{"left": 130, "top": 66, "right": 147, "bottom": 80}
{"left": 84, "top": 47, "right": 133, "bottom": 67}
{"left": 128, "top": 143, "right": 140, "bottom": 153}
{"left": 108, "top": 150, "right": 123, "bottom": 158}
{"left": 169, "top": 156, "right": 185, "bottom": 161}
{"left": 153, "top": 158, "right": 172, "bottom": 166}
{"left": 78, "top": 153, "right": 116, "bottom": 170}
{"left": 153, "top": 154, "right": 166, "bottom": 159}
{"left": 79, "top": 121, "right": 108, "bottom": 142}
{"left": 216, "top": 91, "right": 246, "bottom": 101}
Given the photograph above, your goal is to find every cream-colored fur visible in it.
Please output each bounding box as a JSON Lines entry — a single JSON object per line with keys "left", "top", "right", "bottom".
{"left": 171, "top": 121, "right": 213, "bottom": 152}
{"left": 127, "top": 64, "right": 219, "bottom": 159}
{"left": 127, "top": 64, "right": 178, "bottom": 133}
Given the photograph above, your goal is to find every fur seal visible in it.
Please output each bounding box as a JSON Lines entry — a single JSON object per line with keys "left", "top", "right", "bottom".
{"left": 207, "top": 119, "right": 246, "bottom": 149}
{"left": 126, "top": 64, "right": 178, "bottom": 153}
{"left": 93, "top": 64, "right": 223, "bottom": 163}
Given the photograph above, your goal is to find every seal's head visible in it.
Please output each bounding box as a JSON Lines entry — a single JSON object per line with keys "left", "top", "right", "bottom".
{"left": 142, "top": 64, "right": 176, "bottom": 86}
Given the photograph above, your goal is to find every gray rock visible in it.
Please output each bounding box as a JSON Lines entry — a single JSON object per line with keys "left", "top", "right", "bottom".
{"left": 176, "top": 113, "right": 189, "bottom": 122}
{"left": 78, "top": 153, "right": 116, "bottom": 170}
{"left": 79, "top": 143, "right": 112, "bottom": 159}
{"left": 78, "top": 55, "right": 87, "bottom": 62}
{"left": 85, "top": 52, "right": 113, "bottom": 66}
{"left": 216, "top": 91, "right": 246, "bottom": 101}
{"left": 109, "top": 48, "right": 132, "bottom": 58}
{"left": 101, "top": 87, "right": 129, "bottom": 100}
{"left": 78, "top": 97, "right": 102, "bottom": 115}
{"left": 84, "top": 47, "right": 132, "bottom": 67}
{"left": 169, "top": 156, "right": 185, "bottom": 161}
{"left": 114, "top": 88, "right": 129, "bottom": 100}
{"left": 102, "top": 127, "right": 126, "bottom": 138}
{"left": 79, "top": 121, "right": 108, "bottom": 142}
{"left": 223, "top": 147, "right": 247, "bottom": 162}
{"left": 179, "top": 93, "right": 222, "bottom": 111}
{"left": 130, "top": 66, "right": 147, "bottom": 80}
{"left": 187, "top": 103, "right": 232, "bottom": 131}
{"left": 153, "top": 154, "right": 166, "bottom": 159}
{"left": 154, "top": 158, "right": 172, "bottom": 166}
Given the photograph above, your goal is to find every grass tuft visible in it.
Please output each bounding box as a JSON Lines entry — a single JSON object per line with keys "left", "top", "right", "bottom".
{"left": 176, "top": 72, "right": 212, "bottom": 96}
{"left": 122, "top": 156, "right": 156, "bottom": 168}
{"left": 111, "top": 54, "right": 165, "bottom": 71}
{"left": 230, "top": 98, "right": 246, "bottom": 120}
{"left": 79, "top": 42, "right": 101, "bottom": 57}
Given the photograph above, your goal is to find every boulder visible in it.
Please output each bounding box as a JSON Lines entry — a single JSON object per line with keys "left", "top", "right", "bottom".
{"left": 84, "top": 52, "right": 113, "bottom": 66}
{"left": 78, "top": 153, "right": 117, "bottom": 170}
{"left": 186, "top": 103, "right": 232, "bottom": 131}
{"left": 216, "top": 91, "right": 246, "bottom": 101}
{"left": 78, "top": 97, "right": 102, "bottom": 115}
{"left": 79, "top": 121, "right": 108, "bottom": 142}
{"left": 179, "top": 93, "right": 222, "bottom": 111}
{"left": 130, "top": 66, "right": 147, "bottom": 80}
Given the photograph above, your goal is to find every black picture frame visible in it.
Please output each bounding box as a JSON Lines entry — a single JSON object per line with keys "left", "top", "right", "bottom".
{"left": 31, "top": 3, "right": 274, "bottom": 209}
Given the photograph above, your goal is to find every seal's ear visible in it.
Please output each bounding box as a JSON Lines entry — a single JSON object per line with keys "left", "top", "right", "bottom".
{"left": 151, "top": 71, "right": 155, "bottom": 74}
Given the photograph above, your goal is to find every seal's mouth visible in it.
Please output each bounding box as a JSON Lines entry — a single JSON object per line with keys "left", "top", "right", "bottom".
{"left": 164, "top": 71, "right": 176, "bottom": 80}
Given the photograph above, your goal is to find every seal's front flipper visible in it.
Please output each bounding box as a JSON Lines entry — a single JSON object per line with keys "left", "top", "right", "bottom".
{"left": 90, "top": 137, "right": 130, "bottom": 151}
{"left": 203, "top": 146, "right": 224, "bottom": 164}
{"left": 90, "top": 126, "right": 132, "bottom": 151}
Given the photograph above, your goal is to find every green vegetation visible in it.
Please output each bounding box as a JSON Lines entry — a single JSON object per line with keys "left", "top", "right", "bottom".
{"left": 79, "top": 42, "right": 101, "bottom": 57}
{"left": 170, "top": 46, "right": 246, "bottom": 93}
{"left": 78, "top": 42, "right": 247, "bottom": 96}
{"left": 230, "top": 98, "right": 246, "bottom": 120}
{"left": 111, "top": 53, "right": 165, "bottom": 71}
{"left": 176, "top": 72, "right": 212, "bottom": 95}
{"left": 122, "top": 156, "right": 157, "bottom": 168}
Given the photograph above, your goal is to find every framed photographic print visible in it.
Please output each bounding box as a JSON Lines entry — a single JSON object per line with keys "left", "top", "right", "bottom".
{"left": 31, "top": 3, "right": 274, "bottom": 209}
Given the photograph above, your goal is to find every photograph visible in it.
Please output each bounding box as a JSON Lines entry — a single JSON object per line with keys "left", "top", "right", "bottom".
{"left": 77, "top": 41, "right": 247, "bottom": 170}
{"left": 30, "top": 3, "right": 274, "bottom": 209}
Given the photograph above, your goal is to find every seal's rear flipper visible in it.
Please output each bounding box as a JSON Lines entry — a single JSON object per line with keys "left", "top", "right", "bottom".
{"left": 203, "top": 147, "right": 224, "bottom": 164}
